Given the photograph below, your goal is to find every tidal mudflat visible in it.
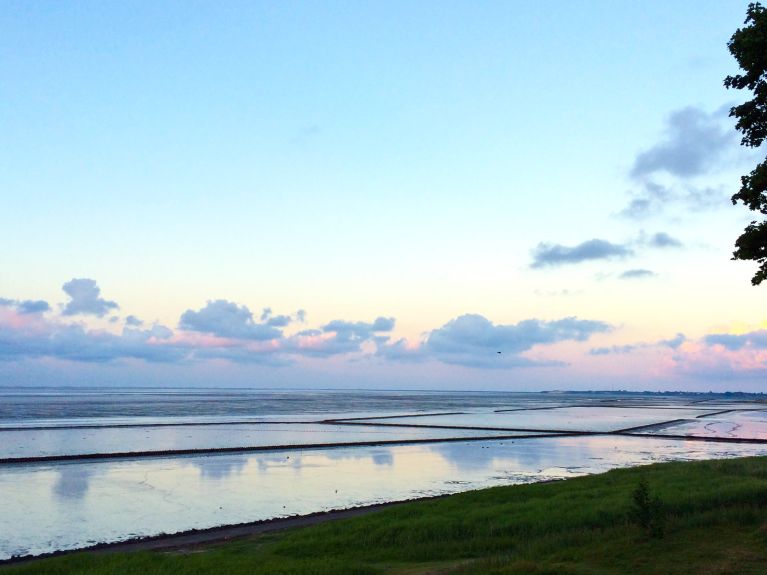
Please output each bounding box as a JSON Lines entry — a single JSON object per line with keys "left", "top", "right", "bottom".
{"left": 1, "top": 388, "right": 766, "bottom": 560}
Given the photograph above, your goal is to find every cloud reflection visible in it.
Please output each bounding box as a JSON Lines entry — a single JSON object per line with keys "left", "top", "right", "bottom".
{"left": 193, "top": 455, "right": 248, "bottom": 480}
{"left": 53, "top": 465, "right": 94, "bottom": 500}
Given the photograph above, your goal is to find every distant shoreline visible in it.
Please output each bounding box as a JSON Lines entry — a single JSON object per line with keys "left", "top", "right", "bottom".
{"left": 1, "top": 386, "right": 766, "bottom": 398}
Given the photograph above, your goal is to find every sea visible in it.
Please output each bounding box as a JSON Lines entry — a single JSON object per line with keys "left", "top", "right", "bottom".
{"left": 1, "top": 387, "right": 766, "bottom": 560}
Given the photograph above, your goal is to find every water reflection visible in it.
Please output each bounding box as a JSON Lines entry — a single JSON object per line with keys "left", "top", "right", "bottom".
{"left": 52, "top": 464, "right": 94, "bottom": 500}
{"left": 0, "top": 423, "right": 522, "bottom": 459}
{"left": 641, "top": 410, "right": 767, "bottom": 440}
{"left": 357, "top": 406, "right": 716, "bottom": 432}
{"left": 192, "top": 455, "right": 248, "bottom": 480}
{"left": 255, "top": 453, "right": 305, "bottom": 473}
{"left": 4, "top": 435, "right": 767, "bottom": 560}
{"left": 371, "top": 450, "right": 393, "bottom": 466}
{"left": 431, "top": 439, "right": 530, "bottom": 470}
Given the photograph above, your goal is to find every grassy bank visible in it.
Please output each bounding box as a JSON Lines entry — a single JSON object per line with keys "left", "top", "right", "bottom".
{"left": 5, "top": 456, "right": 767, "bottom": 574}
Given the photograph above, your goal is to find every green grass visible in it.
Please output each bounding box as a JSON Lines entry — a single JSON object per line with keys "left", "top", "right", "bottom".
{"left": 5, "top": 456, "right": 767, "bottom": 574}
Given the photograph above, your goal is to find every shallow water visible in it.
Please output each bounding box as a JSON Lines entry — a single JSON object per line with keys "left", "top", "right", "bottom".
{"left": 638, "top": 409, "right": 767, "bottom": 440}
{"left": 0, "top": 388, "right": 574, "bottom": 423}
{"left": 1, "top": 388, "right": 765, "bottom": 560}
{"left": 0, "top": 423, "right": 537, "bottom": 459}
{"left": 355, "top": 406, "right": 716, "bottom": 432}
{"left": 1, "top": 435, "right": 766, "bottom": 560}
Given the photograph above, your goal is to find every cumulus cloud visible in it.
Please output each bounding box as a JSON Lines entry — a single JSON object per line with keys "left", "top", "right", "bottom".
{"left": 703, "top": 330, "right": 767, "bottom": 351}
{"left": 0, "top": 298, "right": 50, "bottom": 314}
{"left": 428, "top": 314, "right": 609, "bottom": 353}
{"left": 3, "top": 287, "right": 399, "bottom": 366}
{"left": 266, "top": 315, "right": 292, "bottom": 327}
{"left": 531, "top": 239, "right": 633, "bottom": 268}
{"left": 0, "top": 307, "right": 184, "bottom": 363}
{"left": 62, "top": 279, "right": 119, "bottom": 317}
{"left": 0, "top": 281, "right": 617, "bottom": 372}
{"left": 380, "top": 314, "right": 611, "bottom": 369}
{"left": 259, "top": 307, "right": 305, "bottom": 327}
{"left": 375, "top": 338, "right": 424, "bottom": 362}
{"left": 619, "top": 269, "right": 656, "bottom": 280}
{"left": 18, "top": 300, "right": 50, "bottom": 314}
{"left": 287, "top": 317, "right": 396, "bottom": 356}
{"left": 324, "top": 317, "right": 395, "bottom": 337}
{"left": 262, "top": 308, "right": 302, "bottom": 327}
{"left": 660, "top": 333, "right": 687, "bottom": 349}
{"left": 179, "top": 300, "right": 283, "bottom": 341}
{"left": 661, "top": 329, "right": 767, "bottom": 379}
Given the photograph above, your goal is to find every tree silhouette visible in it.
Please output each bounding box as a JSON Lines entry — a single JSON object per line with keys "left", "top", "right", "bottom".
{"left": 726, "top": 2, "right": 767, "bottom": 284}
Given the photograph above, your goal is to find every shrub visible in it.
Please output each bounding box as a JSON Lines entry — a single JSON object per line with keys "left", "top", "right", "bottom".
{"left": 631, "top": 477, "right": 665, "bottom": 538}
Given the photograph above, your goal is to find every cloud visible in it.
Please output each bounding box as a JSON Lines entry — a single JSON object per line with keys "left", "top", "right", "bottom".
{"left": 633, "top": 229, "right": 685, "bottom": 252}
{"left": 62, "top": 279, "right": 119, "bottom": 317}
{"left": 620, "top": 106, "right": 739, "bottom": 219}
{"left": 646, "top": 232, "right": 683, "bottom": 248}
{"left": 587, "top": 326, "right": 767, "bottom": 379}
{"left": 660, "top": 333, "right": 687, "bottom": 349}
{"left": 179, "top": 300, "right": 283, "bottom": 341}
{"left": 531, "top": 239, "right": 633, "bottom": 268}
{"left": 532, "top": 231, "right": 680, "bottom": 272}
{"left": 1, "top": 285, "right": 402, "bottom": 366}
{"left": 287, "top": 317, "right": 396, "bottom": 356}
{"left": 630, "top": 106, "right": 736, "bottom": 180}
{"left": 589, "top": 344, "right": 639, "bottom": 355}
{"left": 1, "top": 280, "right": 617, "bottom": 372}
{"left": 703, "top": 330, "right": 767, "bottom": 351}
{"left": 0, "top": 307, "right": 184, "bottom": 364}
{"left": 620, "top": 181, "right": 672, "bottom": 219}
{"left": 266, "top": 315, "right": 292, "bottom": 327}
{"left": 18, "top": 300, "right": 50, "bottom": 314}
{"left": 619, "top": 269, "right": 656, "bottom": 280}
{"left": 0, "top": 298, "right": 50, "bottom": 314}
{"left": 188, "top": 345, "right": 293, "bottom": 366}
{"left": 260, "top": 307, "right": 305, "bottom": 327}
{"left": 323, "top": 317, "right": 395, "bottom": 337}
{"left": 665, "top": 330, "right": 767, "bottom": 379}
{"left": 375, "top": 338, "right": 425, "bottom": 362}
{"left": 589, "top": 333, "right": 686, "bottom": 355}
{"left": 620, "top": 183, "right": 728, "bottom": 219}
{"left": 379, "top": 314, "right": 611, "bottom": 369}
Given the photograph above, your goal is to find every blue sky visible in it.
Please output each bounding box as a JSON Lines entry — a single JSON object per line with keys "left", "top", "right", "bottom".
{"left": 2, "top": 1, "right": 766, "bottom": 390}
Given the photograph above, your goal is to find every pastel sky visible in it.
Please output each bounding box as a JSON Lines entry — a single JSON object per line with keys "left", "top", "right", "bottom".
{"left": 2, "top": 1, "right": 766, "bottom": 391}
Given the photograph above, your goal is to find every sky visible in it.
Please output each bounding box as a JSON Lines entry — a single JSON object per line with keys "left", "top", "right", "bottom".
{"left": 1, "top": 0, "right": 766, "bottom": 391}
